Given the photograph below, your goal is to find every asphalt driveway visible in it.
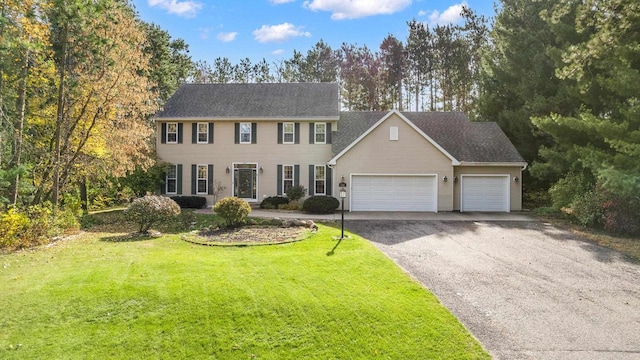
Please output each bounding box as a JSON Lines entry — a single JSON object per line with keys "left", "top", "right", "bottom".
{"left": 345, "top": 220, "right": 640, "bottom": 360}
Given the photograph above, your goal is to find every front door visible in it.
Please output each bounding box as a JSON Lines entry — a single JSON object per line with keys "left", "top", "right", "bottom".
{"left": 234, "top": 164, "right": 257, "bottom": 201}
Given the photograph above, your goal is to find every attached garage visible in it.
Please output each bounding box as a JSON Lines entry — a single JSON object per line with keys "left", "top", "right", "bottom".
{"left": 461, "top": 175, "right": 510, "bottom": 212}
{"left": 351, "top": 175, "right": 437, "bottom": 212}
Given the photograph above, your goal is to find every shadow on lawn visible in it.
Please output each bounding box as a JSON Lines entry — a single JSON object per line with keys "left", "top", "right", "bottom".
{"left": 100, "top": 233, "right": 160, "bottom": 242}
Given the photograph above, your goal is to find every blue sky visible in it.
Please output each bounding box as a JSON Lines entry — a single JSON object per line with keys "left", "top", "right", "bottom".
{"left": 132, "top": 0, "right": 496, "bottom": 64}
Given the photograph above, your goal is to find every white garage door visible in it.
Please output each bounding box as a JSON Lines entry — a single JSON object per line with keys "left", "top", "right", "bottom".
{"left": 351, "top": 175, "right": 437, "bottom": 212}
{"left": 461, "top": 175, "right": 509, "bottom": 212}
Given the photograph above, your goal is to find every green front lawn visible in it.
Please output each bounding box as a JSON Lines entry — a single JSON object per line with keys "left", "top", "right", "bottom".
{"left": 0, "top": 217, "right": 488, "bottom": 359}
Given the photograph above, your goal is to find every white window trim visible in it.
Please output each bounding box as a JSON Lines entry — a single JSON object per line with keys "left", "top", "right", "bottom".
{"left": 166, "top": 164, "right": 177, "bottom": 195}
{"left": 196, "top": 164, "right": 208, "bottom": 195}
{"left": 197, "top": 122, "right": 209, "bottom": 144}
{"left": 283, "top": 122, "right": 295, "bottom": 144}
{"left": 282, "top": 164, "right": 295, "bottom": 194}
{"left": 166, "top": 122, "right": 178, "bottom": 144}
{"left": 314, "top": 164, "right": 326, "bottom": 195}
{"left": 240, "top": 122, "right": 252, "bottom": 144}
{"left": 314, "top": 123, "right": 326, "bottom": 144}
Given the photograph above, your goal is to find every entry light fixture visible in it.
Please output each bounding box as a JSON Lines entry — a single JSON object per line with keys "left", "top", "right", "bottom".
{"left": 443, "top": 175, "right": 448, "bottom": 182}
{"left": 454, "top": 176, "right": 458, "bottom": 183}
{"left": 226, "top": 166, "right": 230, "bottom": 174}
{"left": 513, "top": 176, "right": 519, "bottom": 183}
{"left": 259, "top": 166, "right": 264, "bottom": 174}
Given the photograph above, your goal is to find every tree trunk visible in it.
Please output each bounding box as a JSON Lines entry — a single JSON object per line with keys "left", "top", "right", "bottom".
{"left": 10, "top": 49, "right": 29, "bottom": 205}
{"left": 79, "top": 177, "right": 88, "bottom": 214}
{"left": 53, "top": 24, "right": 68, "bottom": 212}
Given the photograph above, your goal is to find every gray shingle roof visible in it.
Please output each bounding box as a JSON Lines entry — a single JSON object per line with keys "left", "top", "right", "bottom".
{"left": 334, "top": 111, "right": 525, "bottom": 163}
{"left": 157, "top": 83, "right": 340, "bottom": 119}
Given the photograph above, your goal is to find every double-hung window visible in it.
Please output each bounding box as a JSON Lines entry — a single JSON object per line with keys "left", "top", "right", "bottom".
{"left": 283, "top": 123, "right": 295, "bottom": 144}
{"left": 167, "top": 123, "right": 178, "bottom": 143}
{"left": 166, "top": 165, "right": 177, "bottom": 194}
{"left": 314, "top": 165, "right": 325, "bottom": 195}
{"left": 197, "top": 165, "right": 208, "bottom": 194}
{"left": 314, "top": 123, "right": 326, "bottom": 144}
{"left": 283, "top": 165, "right": 294, "bottom": 194}
{"left": 240, "top": 122, "right": 252, "bottom": 144}
{"left": 197, "top": 123, "right": 208, "bottom": 143}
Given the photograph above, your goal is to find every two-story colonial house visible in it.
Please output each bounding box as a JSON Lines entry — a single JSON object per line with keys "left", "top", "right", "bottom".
{"left": 156, "top": 83, "right": 526, "bottom": 212}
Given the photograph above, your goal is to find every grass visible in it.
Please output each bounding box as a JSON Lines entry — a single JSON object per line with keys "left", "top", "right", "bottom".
{"left": 534, "top": 212, "right": 640, "bottom": 262}
{"left": 0, "top": 211, "right": 489, "bottom": 359}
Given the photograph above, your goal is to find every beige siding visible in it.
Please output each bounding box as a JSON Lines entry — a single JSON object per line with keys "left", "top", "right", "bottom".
{"left": 453, "top": 166, "right": 523, "bottom": 211}
{"left": 333, "top": 113, "right": 454, "bottom": 211}
{"left": 156, "top": 120, "right": 334, "bottom": 205}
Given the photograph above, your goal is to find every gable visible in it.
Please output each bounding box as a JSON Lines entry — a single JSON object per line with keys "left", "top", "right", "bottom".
{"left": 329, "top": 110, "right": 459, "bottom": 165}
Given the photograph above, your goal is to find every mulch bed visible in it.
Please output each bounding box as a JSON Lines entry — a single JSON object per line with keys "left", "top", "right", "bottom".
{"left": 182, "top": 226, "right": 310, "bottom": 246}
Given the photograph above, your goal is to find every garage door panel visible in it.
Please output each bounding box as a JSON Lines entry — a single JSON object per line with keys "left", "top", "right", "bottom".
{"left": 351, "top": 175, "right": 436, "bottom": 212}
{"left": 461, "top": 176, "right": 509, "bottom": 212}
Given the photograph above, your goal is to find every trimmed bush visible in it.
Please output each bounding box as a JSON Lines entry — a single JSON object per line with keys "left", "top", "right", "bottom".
{"left": 170, "top": 196, "right": 207, "bottom": 209}
{"left": 214, "top": 197, "right": 251, "bottom": 228}
{"left": 125, "top": 195, "right": 181, "bottom": 233}
{"left": 260, "top": 196, "right": 289, "bottom": 209}
{"left": 303, "top": 196, "right": 340, "bottom": 214}
{"left": 286, "top": 185, "right": 307, "bottom": 201}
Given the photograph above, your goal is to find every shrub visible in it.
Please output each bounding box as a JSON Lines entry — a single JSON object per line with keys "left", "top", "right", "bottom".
{"left": 213, "top": 197, "right": 251, "bottom": 228}
{"left": 260, "top": 196, "right": 289, "bottom": 209}
{"left": 125, "top": 195, "right": 181, "bottom": 233}
{"left": 303, "top": 196, "right": 340, "bottom": 214}
{"left": 286, "top": 185, "right": 307, "bottom": 202}
{"left": 602, "top": 197, "right": 640, "bottom": 235}
{"left": 0, "top": 209, "right": 30, "bottom": 249}
{"left": 570, "top": 190, "right": 606, "bottom": 228}
{"left": 171, "top": 196, "right": 207, "bottom": 209}
{"left": 280, "top": 200, "right": 301, "bottom": 211}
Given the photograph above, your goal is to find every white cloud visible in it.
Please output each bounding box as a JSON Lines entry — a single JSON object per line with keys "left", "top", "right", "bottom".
{"left": 217, "top": 32, "right": 238, "bottom": 42}
{"left": 269, "top": 0, "right": 296, "bottom": 4}
{"left": 417, "top": 10, "right": 426, "bottom": 16}
{"left": 428, "top": 2, "right": 466, "bottom": 25}
{"left": 272, "top": 49, "right": 285, "bottom": 55}
{"left": 252, "top": 23, "right": 311, "bottom": 43}
{"left": 148, "top": 0, "right": 203, "bottom": 18}
{"left": 303, "top": 0, "right": 411, "bottom": 20}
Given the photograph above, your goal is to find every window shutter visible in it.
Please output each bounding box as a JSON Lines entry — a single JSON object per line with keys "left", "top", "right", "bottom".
{"left": 277, "top": 165, "right": 283, "bottom": 195}
{"left": 294, "top": 165, "right": 300, "bottom": 187}
{"left": 326, "top": 165, "right": 332, "bottom": 196}
{"left": 326, "top": 123, "right": 332, "bottom": 144}
{"left": 308, "top": 165, "right": 315, "bottom": 195}
{"left": 191, "top": 123, "right": 197, "bottom": 144}
{"left": 309, "top": 123, "right": 314, "bottom": 144}
{"left": 191, "top": 164, "right": 196, "bottom": 195}
{"left": 177, "top": 123, "right": 183, "bottom": 144}
{"left": 161, "top": 123, "right": 167, "bottom": 144}
{"left": 294, "top": 123, "right": 300, "bottom": 144}
{"left": 160, "top": 168, "right": 166, "bottom": 194}
{"left": 277, "top": 123, "right": 283, "bottom": 144}
{"left": 207, "top": 165, "right": 214, "bottom": 195}
{"left": 251, "top": 123, "right": 257, "bottom": 144}
{"left": 234, "top": 123, "right": 240, "bottom": 144}
{"left": 208, "top": 123, "right": 214, "bottom": 143}
{"left": 177, "top": 164, "right": 183, "bottom": 195}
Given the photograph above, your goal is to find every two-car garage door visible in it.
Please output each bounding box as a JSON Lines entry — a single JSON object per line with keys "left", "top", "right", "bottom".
{"left": 351, "top": 175, "right": 437, "bottom": 212}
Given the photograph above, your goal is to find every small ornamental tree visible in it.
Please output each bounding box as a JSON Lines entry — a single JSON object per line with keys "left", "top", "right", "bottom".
{"left": 286, "top": 185, "right": 307, "bottom": 202}
{"left": 125, "top": 195, "right": 181, "bottom": 233}
{"left": 213, "top": 197, "right": 251, "bottom": 228}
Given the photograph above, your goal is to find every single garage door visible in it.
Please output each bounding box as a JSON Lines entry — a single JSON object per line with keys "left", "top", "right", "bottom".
{"left": 461, "top": 175, "right": 509, "bottom": 212}
{"left": 351, "top": 175, "right": 437, "bottom": 212}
